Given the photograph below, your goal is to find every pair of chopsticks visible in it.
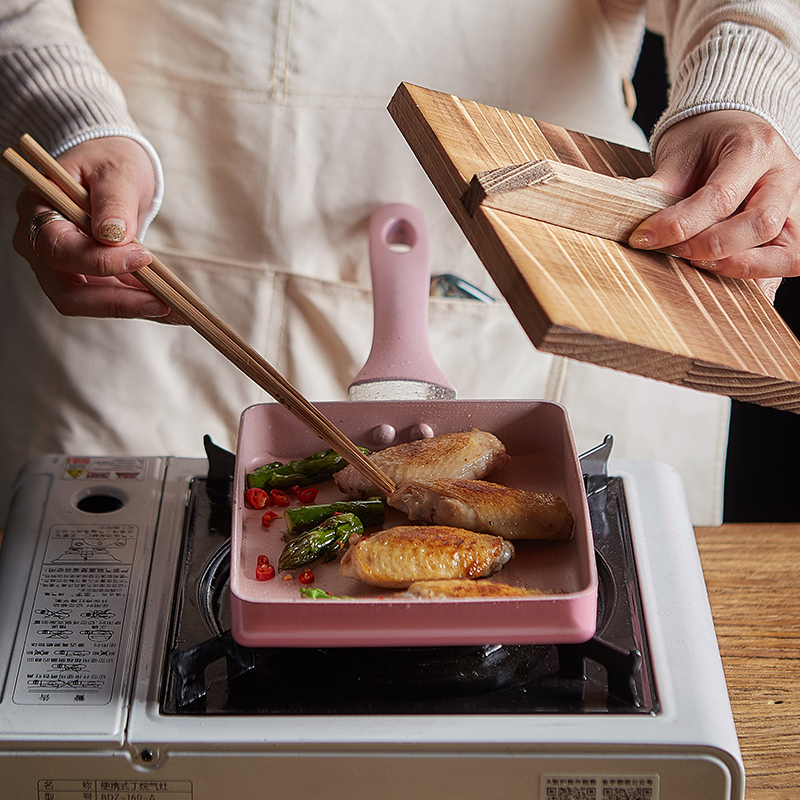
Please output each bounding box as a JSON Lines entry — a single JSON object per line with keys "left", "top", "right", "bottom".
{"left": 2, "top": 134, "right": 396, "bottom": 495}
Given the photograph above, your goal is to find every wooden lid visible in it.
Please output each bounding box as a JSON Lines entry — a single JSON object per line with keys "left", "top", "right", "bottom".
{"left": 389, "top": 82, "right": 800, "bottom": 412}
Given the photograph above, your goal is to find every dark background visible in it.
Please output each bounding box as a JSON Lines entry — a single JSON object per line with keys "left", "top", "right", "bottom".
{"left": 632, "top": 32, "right": 800, "bottom": 522}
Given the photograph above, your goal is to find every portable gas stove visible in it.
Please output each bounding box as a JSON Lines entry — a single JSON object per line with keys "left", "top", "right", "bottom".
{"left": 0, "top": 435, "right": 744, "bottom": 800}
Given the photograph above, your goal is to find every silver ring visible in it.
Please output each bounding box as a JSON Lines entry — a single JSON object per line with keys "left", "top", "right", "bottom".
{"left": 27, "top": 209, "right": 67, "bottom": 253}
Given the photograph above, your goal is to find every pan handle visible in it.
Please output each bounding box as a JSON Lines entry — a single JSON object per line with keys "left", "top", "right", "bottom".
{"left": 349, "top": 203, "right": 455, "bottom": 397}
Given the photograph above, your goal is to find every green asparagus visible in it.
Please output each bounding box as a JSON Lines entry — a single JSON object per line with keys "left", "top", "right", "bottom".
{"left": 283, "top": 497, "right": 385, "bottom": 537}
{"left": 299, "top": 587, "right": 353, "bottom": 600}
{"left": 277, "top": 512, "right": 363, "bottom": 571}
{"left": 246, "top": 447, "right": 370, "bottom": 490}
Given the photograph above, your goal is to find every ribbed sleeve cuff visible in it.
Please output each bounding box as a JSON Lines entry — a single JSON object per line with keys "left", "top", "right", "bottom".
{"left": 0, "top": 42, "right": 164, "bottom": 237}
{"left": 651, "top": 22, "right": 800, "bottom": 158}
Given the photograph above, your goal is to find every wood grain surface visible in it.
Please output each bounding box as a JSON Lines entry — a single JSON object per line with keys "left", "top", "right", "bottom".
{"left": 389, "top": 83, "right": 800, "bottom": 412}
{"left": 463, "top": 158, "right": 682, "bottom": 242}
{"left": 696, "top": 523, "right": 800, "bottom": 799}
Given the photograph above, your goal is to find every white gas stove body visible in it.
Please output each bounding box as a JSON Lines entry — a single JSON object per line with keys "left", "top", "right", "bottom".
{"left": 0, "top": 454, "right": 744, "bottom": 800}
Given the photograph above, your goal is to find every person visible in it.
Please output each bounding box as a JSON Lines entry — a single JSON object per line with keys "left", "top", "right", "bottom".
{"left": 1, "top": 0, "right": 798, "bottom": 527}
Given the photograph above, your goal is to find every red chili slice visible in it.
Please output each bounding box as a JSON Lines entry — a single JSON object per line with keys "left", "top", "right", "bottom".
{"left": 257, "top": 554, "right": 270, "bottom": 566}
{"left": 255, "top": 563, "right": 276, "bottom": 581}
{"left": 298, "top": 569, "right": 314, "bottom": 585}
{"left": 245, "top": 487, "right": 269, "bottom": 509}
{"left": 291, "top": 485, "right": 318, "bottom": 504}
{"left": 261, "top": 510, "right": 279, "bottom": 527}
{"left": 269, "top": 489, "right": 291, "bottom": 507}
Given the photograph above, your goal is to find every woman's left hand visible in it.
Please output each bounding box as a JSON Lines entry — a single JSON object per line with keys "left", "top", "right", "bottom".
{"left": 629, "top": 110, "right": 800, "bottom": 293}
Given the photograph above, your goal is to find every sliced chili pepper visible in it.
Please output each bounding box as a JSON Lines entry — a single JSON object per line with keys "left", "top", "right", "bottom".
{"left": 261, "top": 510, "right": 279, "bottom": 527}
{"left": 290, "top": 484, "right": 319, "bottom": 504}
{"left": 269, "top": 488, "right": 291, "bottom": 507}
{"left": 257, "top": 554, "right": 270, "bottom": 566}
{"left": 298, "top": 487, "right": 318, "bottom": 503}
{"left": 245, "top": 487, "right": 270, "bottom": 509}
{"left": 255, "top": 563, "right": 276, "bottom": 581}
{"left": 298, "top": 568, "right": 314, "bottom": 585}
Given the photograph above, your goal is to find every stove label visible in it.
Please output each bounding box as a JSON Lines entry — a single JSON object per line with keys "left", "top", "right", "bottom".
{"left": 64, "top": 456, "right": 146, "bottom": 481}
{"left": 37, "top": 780, "right": 192, "bottom": 800}
{"left": 542, "top": 775, "right": 659, "bottom": 800}
{"left": 13, "top": 524, "right": 140, "bottom": 706}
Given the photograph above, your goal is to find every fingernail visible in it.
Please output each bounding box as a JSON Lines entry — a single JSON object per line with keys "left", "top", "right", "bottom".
{"left": 629, "top": 230, "right": 656, "bottom": 249}
{"left": 123, "top": 248, "right": 151, "bottom": 271}
{"left": 141, "top": 300, "right": 170, "bottom": 318}
{"left": 98, "top": 219, "right": 126, "bottom": 243}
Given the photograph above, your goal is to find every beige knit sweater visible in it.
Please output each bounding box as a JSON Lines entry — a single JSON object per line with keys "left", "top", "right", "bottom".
{"left": 1, "top": 0, "right": 799, "bottom": 178}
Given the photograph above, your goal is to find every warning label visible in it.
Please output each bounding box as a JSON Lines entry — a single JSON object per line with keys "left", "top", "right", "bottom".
{"left": 64, "top": 457, "right": 146, "bottom": 481}
{"left": 13, "top": 524, "right": 139, "bottom": 706}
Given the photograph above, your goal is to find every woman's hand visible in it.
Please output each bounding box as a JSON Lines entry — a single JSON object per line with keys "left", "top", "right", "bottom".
{"left": 629, "top": 110, "right": 800, "bottom": 290}
{"left": 12, "top": 136, "right": 179, "bottom": 320}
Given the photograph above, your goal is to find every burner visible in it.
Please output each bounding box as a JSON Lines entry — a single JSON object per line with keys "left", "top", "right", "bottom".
{"left": 161, "top": 445, "right": 657, "bottom": 717}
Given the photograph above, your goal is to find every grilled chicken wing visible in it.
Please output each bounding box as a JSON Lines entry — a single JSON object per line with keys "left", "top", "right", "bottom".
{"left": 401, "top": 579, "right": 542, "bottom": 599}
{"left": 387, "top": 478, "right": 574, "bottom": 541}
{"left": 339, "top": 525, "right": 514, "bottom": 589}
{"left": 334, "top": 429, "right": 508, "bottom": 499}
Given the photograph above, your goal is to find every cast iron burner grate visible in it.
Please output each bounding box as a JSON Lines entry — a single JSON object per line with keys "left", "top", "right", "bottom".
{"left": 161, "top": 438, "right": 658, "bottom": 716}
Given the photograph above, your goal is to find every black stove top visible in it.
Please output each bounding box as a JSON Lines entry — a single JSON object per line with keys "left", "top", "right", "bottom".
{"left": 161, "top": 438, "right": 658, "bottom": 716}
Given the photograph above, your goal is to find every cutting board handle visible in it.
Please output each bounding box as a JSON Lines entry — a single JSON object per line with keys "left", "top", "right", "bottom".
{"left": 349, "top": 203, "right": 455, "bottom": 394}
{"left": 462, "top": 158, "right": 682, "bottom": 244}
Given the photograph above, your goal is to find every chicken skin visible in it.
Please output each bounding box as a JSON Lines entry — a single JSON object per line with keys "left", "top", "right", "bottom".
{"left": 401, "top": 579, "right": 542, "bottom": 599}
{"left": 339, "top": 525, "right": 514, "bottom": 589}
{"left": 334, "top": 429, "right": 509, "bottom": 498}
{"left": 387, "top": 478, "right": 574, "bottom": 541}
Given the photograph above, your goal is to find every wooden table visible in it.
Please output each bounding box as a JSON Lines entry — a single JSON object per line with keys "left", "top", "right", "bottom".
{"left": 695, "top": 524, "right": 800, "bottom": 799}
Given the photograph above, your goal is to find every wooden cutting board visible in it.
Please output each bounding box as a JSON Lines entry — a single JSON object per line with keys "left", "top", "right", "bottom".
{"left": 389, "top": 82, "right": 800, "bottom": 412}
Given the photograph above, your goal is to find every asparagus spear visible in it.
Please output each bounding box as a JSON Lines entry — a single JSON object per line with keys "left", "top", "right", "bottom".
{"left": 283, "top": 497, "right": 385, "bottom": 537}
{"left": 299, "top": 587, "right": 353, "bottom": 600}
{"left": 277, "top": 512, "right": 363, "bottom": 571}
{"left": 246, "top": 447, "right": 370, "bottom": 490}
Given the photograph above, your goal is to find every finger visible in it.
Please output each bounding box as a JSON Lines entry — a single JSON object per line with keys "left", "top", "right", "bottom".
{"left": 39, "top": 223, "right": 151, "bottom": 277}
{"left": 670, "top": 182, "right": 792, "bottom": 262}
{"left": 15, "top": 205, "right": 178, "bottom": 321}
{"left": 56, "top": 138, "right": 157, "bottom": 246}
{"left": 631, "top": 162, "right": 695, "bottom": 199}
{"left": 630, "top": 161, "right": 761, "bottom": 252}
{"left": 691, "top": 220, "right": 800, "bottom": 280}
{"left": 15, "top": 208, "right": 152, "bottom": 278}
{"left": 31, "top": 267, "right": 182, "bottom": 322}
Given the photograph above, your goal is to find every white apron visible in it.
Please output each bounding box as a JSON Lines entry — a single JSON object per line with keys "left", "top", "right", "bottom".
{"left": 0, "top": 0, "right": 729, "bottom": 524}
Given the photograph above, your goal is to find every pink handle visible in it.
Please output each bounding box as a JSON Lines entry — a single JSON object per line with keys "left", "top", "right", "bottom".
{"left": 350, "top": 203, "right": 455, "bottom": 391}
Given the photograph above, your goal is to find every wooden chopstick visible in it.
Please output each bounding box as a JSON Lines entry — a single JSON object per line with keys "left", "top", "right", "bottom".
{"left": 2, "top": 135, "right": 397, "bottom": 495}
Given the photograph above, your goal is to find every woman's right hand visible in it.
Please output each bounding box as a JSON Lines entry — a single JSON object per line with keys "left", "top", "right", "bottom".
{"left": 13, "top": 136, "right": 180, "bottom": 321}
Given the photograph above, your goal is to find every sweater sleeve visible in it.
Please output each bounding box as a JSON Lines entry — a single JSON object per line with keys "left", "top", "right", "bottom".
{"left": 0, "top": 0, "right": 163, "bottom": 232}
{"left": 648, "top": 0, "right": 800, "bottom": 157}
